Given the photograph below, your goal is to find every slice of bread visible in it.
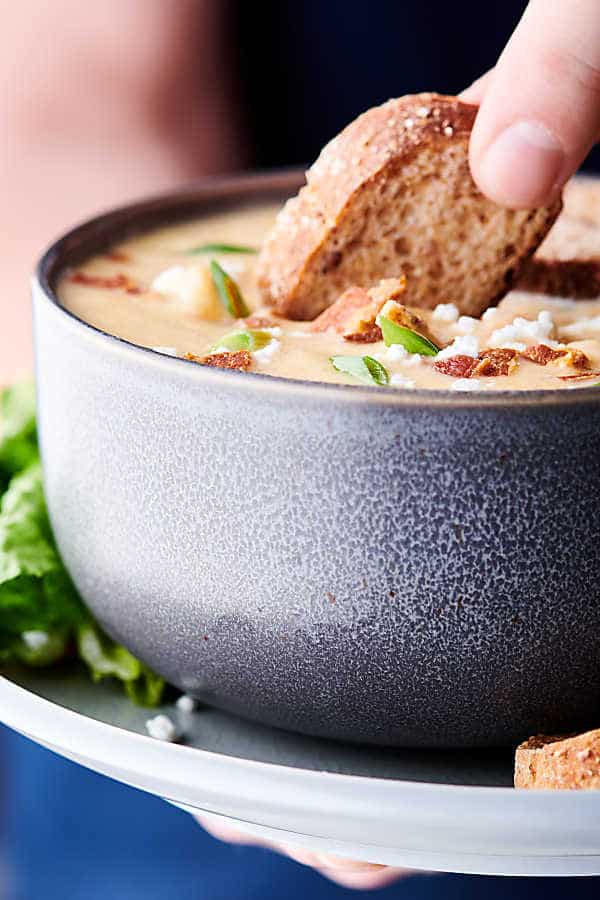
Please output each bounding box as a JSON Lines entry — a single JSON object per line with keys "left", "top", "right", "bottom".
{"left": 515, "top": 257, "right": 600, "bottom": 298}
{"left": 256, "top": 93, "right": 562, "bottom": 320}
{"left": 515, "top": 180, "right": 600, "bottom": 298}
{"left": 514, "top": 730, "right": 600, "bottom": 790}
{"left": 560, "top": 177, "right": 600, "bottom": 226}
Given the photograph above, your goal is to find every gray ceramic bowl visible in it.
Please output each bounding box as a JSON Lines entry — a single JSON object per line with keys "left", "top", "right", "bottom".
{"left": 33, "top": 171, "right": 600, "bottom": 748}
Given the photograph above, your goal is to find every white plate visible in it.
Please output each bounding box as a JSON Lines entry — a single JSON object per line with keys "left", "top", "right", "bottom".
{"left": 1, "top": 663, "right": 600, "bottom": 877}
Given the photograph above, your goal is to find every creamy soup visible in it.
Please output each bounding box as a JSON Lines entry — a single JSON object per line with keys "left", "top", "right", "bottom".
{"left": 58, "top": 203, "right": 600, "bottom": 392}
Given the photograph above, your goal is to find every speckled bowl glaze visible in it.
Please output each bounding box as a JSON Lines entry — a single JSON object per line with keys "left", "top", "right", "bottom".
{"left": 33, "top": 171, "right": 600, "bottom": 748}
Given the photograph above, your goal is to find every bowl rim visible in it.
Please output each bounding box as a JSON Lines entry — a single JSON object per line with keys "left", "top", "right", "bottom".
{"left": 33, "top": 168, "right": 600, "bottom": 410}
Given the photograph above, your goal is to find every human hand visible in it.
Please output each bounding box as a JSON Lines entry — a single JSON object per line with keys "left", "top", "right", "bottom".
{"left": 462, "top": 0, "right": 600, "bottom": 209}
{"left": 197, "top": 816, "right": 413, "bottom": 890}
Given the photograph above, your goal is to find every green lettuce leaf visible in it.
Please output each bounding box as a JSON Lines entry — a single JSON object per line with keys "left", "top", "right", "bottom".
{"left": 0, "top": 382, "right": 38, "bottom": 488}
{"left": 0, "top": 385, "right": 165, "bottom": 706}
{"left": 76, "top": 622, "right": 165, "bottom": 706}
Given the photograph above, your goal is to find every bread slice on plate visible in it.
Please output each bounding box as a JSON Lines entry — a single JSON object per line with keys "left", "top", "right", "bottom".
{"left": 257, "top": 93, "right": 562, "bottom": 320}
{"left": 515, "top": 730, "right": 600, "bottom": 790}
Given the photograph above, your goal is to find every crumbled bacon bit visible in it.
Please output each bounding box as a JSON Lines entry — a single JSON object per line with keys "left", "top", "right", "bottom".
{"left": 69, "top": 270, "right": 141, "bottom": 294}
{"left": 435, "top": 348, "right": 518, "bottom": 379}
{"left": 558, "top": 370, "right": 600, "bottom": 381}
{"left": 521, "top": 344, "right": 563, "bottom": 365}
{"left": 378, "top": 295, "right": 437, "bottom": 343}
{"left": 434, "top": 355, "right": 478, "bottom": 378}
{"left": 104, "top": 250, "right": 130, "bottom": 262}
{"left": 344, "top": 324, "right": 383, "bottom": 343}
{"left": 240, "top": 314, "right": 277, "bottom": 329}
{"left": 310, "top": 286, "right": 372, "bottom": 333}
{"left": 185, "top": 350, "right": 252, "bottom": 371}
{"left": 472, "top": 348, "right": 518, "bottom": 377}
{"left": 311, "top": 278, "right": 411, "bottom": 342}
{"left": 564, "top": 349, "right": 590, "bottom": 369}
{"left": 521, "top": 344, "right": 589, "bottom": 368}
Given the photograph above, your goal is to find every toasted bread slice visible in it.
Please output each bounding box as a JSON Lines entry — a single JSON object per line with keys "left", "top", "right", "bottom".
{"left": 515, "top": 180, "right": 600, "bottom": 298}
{"left": 515, "top": 256, "right": 600, "bottom": 298}
{"left": 256, "top": 93, "right": 561, "bottom": 320}
{"left": 514, "top": 730, "right": 600, "bottom": 790}
{"left": 561, "top": 177, "right": 600, "bottom": 225}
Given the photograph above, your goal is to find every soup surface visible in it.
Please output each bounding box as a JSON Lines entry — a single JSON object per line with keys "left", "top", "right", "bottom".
{"left": 58, "top": 202, "right": 600, "bottom": 392}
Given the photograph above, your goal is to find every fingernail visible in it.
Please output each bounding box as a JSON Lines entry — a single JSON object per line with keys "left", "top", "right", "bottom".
{"left": 477, "top": 120, "right": 564, "bottom": 208}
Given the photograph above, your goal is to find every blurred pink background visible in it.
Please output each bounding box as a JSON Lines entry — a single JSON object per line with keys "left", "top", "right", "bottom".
{"left": 1, "top": 0, "right": 244, "bottom": 383}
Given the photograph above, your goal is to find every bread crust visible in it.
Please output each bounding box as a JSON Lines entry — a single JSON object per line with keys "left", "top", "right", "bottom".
{"left": 515, "top": 730, "right": 600, "bottom": 790}
{"left": 515, "top": 180, "right": 600, "bottom": 298}
{"left": 257, "top": 93, "right": 561, "bottom": 320}
{"left": 516, "top": 257, "right": 600, "bottom": 299}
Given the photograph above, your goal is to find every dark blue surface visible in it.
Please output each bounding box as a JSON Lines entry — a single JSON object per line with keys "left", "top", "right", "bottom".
{"left": 1, "top": 726, "right": 600, "bottom": 900}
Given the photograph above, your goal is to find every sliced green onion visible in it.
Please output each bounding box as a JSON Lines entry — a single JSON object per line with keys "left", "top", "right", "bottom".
{"left": 330, "top": 355, "right": 390, "bottom": 386}
{"left": 379, "top": 316, "right": 439, "bottom": 356}
{"left": 188, "top": 243, "right": 258, "bottom": 255}
{"left": 211, "top": 330, "right": 272, "bottom": 353}
{"left": 210, "top": 260, "right": 250, "bottom": 318}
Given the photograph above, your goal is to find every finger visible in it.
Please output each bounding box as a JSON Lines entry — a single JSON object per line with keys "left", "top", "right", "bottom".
{"left": 315, "top": 867, "right": 410, "bottom": 890}
{"left": 469, "top": 0, "right": 600, "bottom": 208}
{"left": 195, "top": 816, "right": 271, "bottom": 848}
{"left": 281, "top": 848, "right": 411, "bottom": 889}
{"left": 282, "top": 847, "right": 388, "bottom": 874}
{"left": 196, "top": 816, "right": 412, "bottom": 889}
{"left": 459, "top": 69, "right": 495, "bottom": 105}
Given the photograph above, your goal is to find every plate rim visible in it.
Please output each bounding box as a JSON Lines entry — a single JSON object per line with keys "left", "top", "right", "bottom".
{"left": 2, "top": 670, "right": 599, "bottom": 800}
{"left": 5, "top": 671, "right": 600, "bottom": 872}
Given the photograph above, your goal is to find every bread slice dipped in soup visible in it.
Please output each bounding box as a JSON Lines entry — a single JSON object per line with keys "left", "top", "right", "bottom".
{"left": 58, "top": 96, "right": 600, "bottom": 393}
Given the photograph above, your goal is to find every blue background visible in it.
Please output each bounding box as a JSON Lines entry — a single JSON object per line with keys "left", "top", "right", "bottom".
{"left": 2, "top": 726, "right": 599, "bottom": 900}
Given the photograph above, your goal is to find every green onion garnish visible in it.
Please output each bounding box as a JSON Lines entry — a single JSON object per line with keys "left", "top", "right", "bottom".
{"left": 330, "top": 355, "right": 390, "bottom": 386}
{"left": 379, "top": 316, "right": 439, "bottom": 356}
{"left": 188, "top": 243, "right": 258, "bottom": 255}
{"left": 210, "top": 260, "right": 250, "bottom": 318}
{"left": 211, "top": 330, "right": 272, "bottom": 353}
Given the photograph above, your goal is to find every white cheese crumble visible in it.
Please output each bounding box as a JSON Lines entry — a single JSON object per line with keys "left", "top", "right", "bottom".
{"left": 151, "top": 346, "right": 178, "bottom": 357}
{"left": 560, "top": 315, "right": 600, "bottom": 340}
{"left": 456, "top": 316, "right": 478, "bottom": 334}
{"left": 22, "top": 630, "right": 49, "bottom": 651}
{"left": 405, "top": 353, "right": 425, "bottom": 367}
{"left": 390, "top": 374, "right": 416, "bottom": 389}
{"left": 451, "top": 378, "right": 483, "bottom": 392}
{"left": 481, "top": 307, "right": 499, "bottom": 321}
{"left": 145, "top": 714, "right": 179, "bottom": 742}
{"left": 431, "top": 303, "right": 459, "bottom": 323}
{"left": 436, "top": 334, "right": 480, "bottom": 360}
{"left": 152, "top": 264, "right": 221, "bottom": 319}
{"left": 175, "top": 694, "right": 198, "bottom": 714}
{"left": 385, "top": 344, "right": 409, "bottom": 362}
{"left": 489, "top": 310, "right": 555, "bottom": 351}
{"left": 253, "top": 339, "right": 281, "bottom": 364}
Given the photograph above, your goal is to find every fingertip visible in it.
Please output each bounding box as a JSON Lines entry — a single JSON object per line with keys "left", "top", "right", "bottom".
{"left": 319, "top": 866, "right": 411, "bottom": 890}
{"left": 470, "top": 119, "right": 565, "bottom": 208}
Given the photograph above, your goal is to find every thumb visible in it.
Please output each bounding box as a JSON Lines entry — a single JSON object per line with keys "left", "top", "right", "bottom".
{"left": 469, "top": 0, "right": 600, "bottom": 209}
